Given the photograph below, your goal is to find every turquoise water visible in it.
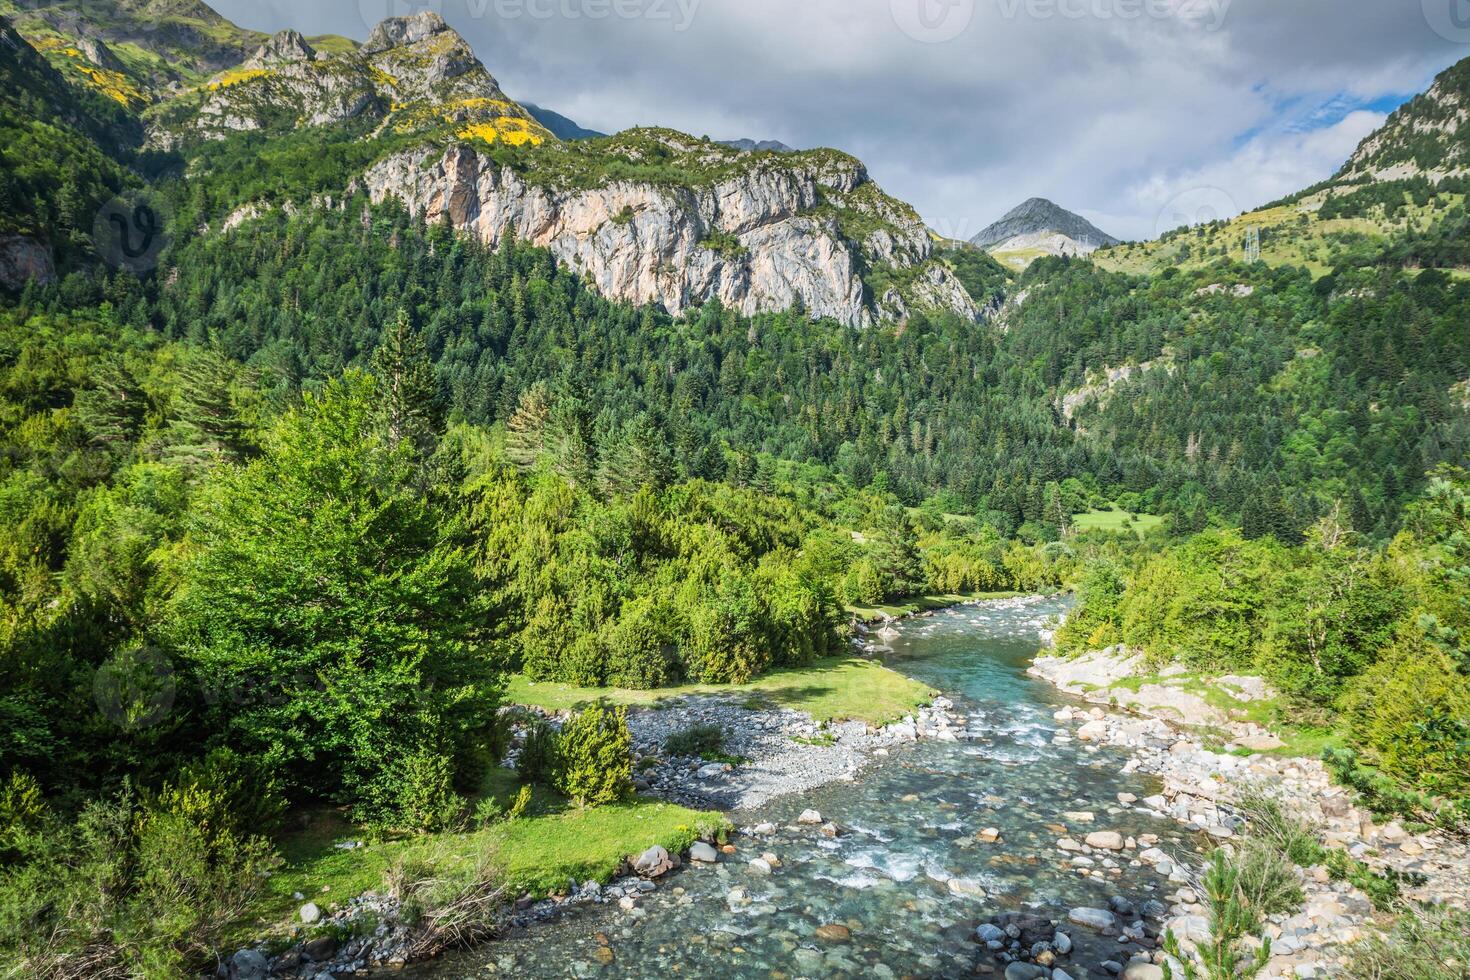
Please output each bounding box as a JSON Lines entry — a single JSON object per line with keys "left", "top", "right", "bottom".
{"left": 410, "top": 597, "right": 1191, "bottom": 978}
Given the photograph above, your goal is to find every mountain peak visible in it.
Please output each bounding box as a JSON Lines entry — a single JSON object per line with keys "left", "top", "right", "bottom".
{"left": 971, "top": 197, "right": 1119, "bottom": 257}
{"left": 362, "top": 11, "right": 454, "bottom": 54}
{"left": 244, "top": 29, "right": 315, "bottom": 68}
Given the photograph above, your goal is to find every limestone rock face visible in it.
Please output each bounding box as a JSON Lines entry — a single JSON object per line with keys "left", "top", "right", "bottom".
{"left": 243, "top": 30, "right": 315, "bottom": 69}
{"left": 364, "top": 141, "right": 975, "bottom": 326}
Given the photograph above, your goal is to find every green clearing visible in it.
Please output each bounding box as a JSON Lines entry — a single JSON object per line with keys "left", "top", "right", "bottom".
{"left": 234, "top": 770, "right": 727, "bottom": 946}
{"left": 506, "top": 656, "right": 935, "bottom": 727}
{"left": 1071, "top": 507, "right": 1164, "bottom": 537}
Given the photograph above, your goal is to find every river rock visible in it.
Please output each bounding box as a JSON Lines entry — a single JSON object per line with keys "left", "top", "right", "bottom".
{"left": 947, "top": 877, "right": 987, "bottom": 898}
{"left": 815, "top": 923, "right": 852, "bottom": 942}
{"left": 1068, "top": 907, "right": 1117, "bottom": 932}
{"left": 1085, "top": 831, "right": 1125, "bottom": 851}
{"left": 1053, "top": 930, "right": 1072, "bottom": 954}
{"left": 1004, "top": 964, "right": 1049, "bottom": 980}
{"left": 1121, "top": 964, "right": 1164, "bottom": 980}
{"left": 298, "top": 902, "right": 322, "bottom": 924}
{"left": 634, "top": 845, "right": 675, "bottom": 878}
{"left": 798, "top": 809, "right": 823, "bottom": 825}
{"left": 229, "top": 949, "right": 269, "bottom": 980}
{"left": 689, "top": 841, "right": 719, "bottom": 863}
{"left": 976, "top": 923, "right": 1006, "bottom": 943}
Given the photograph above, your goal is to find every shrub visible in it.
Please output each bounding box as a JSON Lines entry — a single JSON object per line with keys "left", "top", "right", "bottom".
{"left": 1344, "top": 905, "right": 1470, "bottom": 980}
{"left": 1234, "top": 838, "right": 1305, "bottom": 921}
{"left": 0, "top": 772, "right": 46, "bottom": 860}
{"left": 1339, "top": 629, "right": 1470, "bottom": 795}
{"left": 554, "top": 704, "right": 632, "bottom": 807}
{"left": 517, "top": 722, "right": 559, "bottom": 786}
{"left": 369, "top": 746, "right": 465, "bottom": 833}
{"left": 0, "top": 785, "right": 278, "bottom": 978}
{"left": 1161, "top": 849, "right": 1271, "bottom": 980}
{"left": 664, "top": 723, "right": 728, "bottom": 760}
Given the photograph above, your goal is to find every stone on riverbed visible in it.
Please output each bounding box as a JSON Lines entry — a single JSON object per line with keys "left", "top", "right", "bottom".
{"left": 689, "top": 841, "right": 718, "bottom": 863}
{"left": 1068, "top": 907, "right": 1118, "bottom": 932}
{"left": 1005, "top": 963, "right": 1050, "bottom": 980}
{"left": 634, "top": 845, "right": 675, "bottom": 878}
{"left": 814, "top": 923, "right": 852, "bottom": 942}
{"left": 797, "top": 809, "right": 823, "bottom": 825}
{"left": 947, "top": 877, "right": 987, "bottom": 899}
{"left": 1085, "top": 830, "right": 1125, "bottom": 851}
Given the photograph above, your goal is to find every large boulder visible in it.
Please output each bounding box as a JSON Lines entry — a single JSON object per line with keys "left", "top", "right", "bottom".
{"left": 633, "top": 845, "right": 675, "bottom": 878}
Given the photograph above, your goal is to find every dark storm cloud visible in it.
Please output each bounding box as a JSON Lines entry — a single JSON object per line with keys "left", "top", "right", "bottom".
{"left": 213, "top": 0, "right": 1467, "bottom": 240}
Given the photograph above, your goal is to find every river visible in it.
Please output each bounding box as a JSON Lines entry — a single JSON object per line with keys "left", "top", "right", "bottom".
{"left": 409, "top": 596, "right": 1195, "bottom": 978}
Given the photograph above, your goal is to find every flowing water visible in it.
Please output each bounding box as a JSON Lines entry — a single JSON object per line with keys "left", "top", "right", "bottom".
{"left": 411, "top": 596, "right": 1194, "bottom": 978}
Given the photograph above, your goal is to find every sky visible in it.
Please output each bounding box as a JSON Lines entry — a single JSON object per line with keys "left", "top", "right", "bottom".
{"left": 211, "top": 0, "right": 1470, "bottom": 242}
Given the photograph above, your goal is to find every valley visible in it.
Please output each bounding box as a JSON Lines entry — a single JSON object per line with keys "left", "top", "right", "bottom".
{"left": 0, "top": 3, "right": 1467, "bottom": 979}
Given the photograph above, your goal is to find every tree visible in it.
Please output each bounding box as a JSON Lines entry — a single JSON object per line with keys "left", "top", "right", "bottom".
{"left": 372, "top": 309, "right": 444, "bottom": 462}
{"left": 168, "top": 372, "right": 499, "bottom": 812}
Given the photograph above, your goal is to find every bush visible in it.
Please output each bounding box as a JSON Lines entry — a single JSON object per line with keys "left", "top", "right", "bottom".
{"left": 1339, "top": 629, "right": 1470, "bottom": 796}
{"left": 553, "top": 704, "right": 632, "bottom": 807}
{"left": 367, "top": 746, "right": 465, "bottom": 833}
{"left": 664, "top": 723, "right": 728, "bottom": 760}
{"left": 517, "top": 722, "right": 559, "bottom": 787}
{"left": 1344, "top": 905, "right": 1470, "bottom": 980}
{"left": 0, "top": 785, "right": 278, "bottom": 978}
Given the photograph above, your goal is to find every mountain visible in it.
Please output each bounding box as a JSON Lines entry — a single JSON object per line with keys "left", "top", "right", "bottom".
{"left": 1095, "top": 55, "right": 1470, "bottom": 277}
{"left": 523, "top": 102, "right": 606, "bottom": 140}
{"left": 0, "top": 4, "right": 979, "bottom": 326}
{"left": 1336, "top": 57, "right": 1470, "bottom": 184}
{"left": 971, "top": 197, "right": 1119, "bottom": 262}
{"left": 719, "top": 138, "right": 797, "bottom": 154}
{"left": 0, "top": 0, "right": 356, "bottom": 100}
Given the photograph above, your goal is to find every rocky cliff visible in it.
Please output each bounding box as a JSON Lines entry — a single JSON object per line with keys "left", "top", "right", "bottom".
{"left": 363, "top": 134, "right": 977, "bottom": 326}
{"left": 1337, "top": 58, "right": 1470, "bottom": 183}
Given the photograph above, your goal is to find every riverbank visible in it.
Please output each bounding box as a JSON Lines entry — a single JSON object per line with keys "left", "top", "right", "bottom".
{"left": 221, "top": 621, "right": 985, "bottom": 977}
{"left": 1030, "top": 647, "right": 1470, "bottom": 979}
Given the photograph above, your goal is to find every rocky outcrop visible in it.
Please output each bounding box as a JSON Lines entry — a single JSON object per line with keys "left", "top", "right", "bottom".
{"left": 243, "top": 30, "right": 315, "bottom": 69}
{"left": 0, "top": 235, "right": 55, "bottom": 290}
{"left": 363, "top": 140, "right": 976, "bottom": 326}
{"left": 174, "top": 12, "right": 540, "bottom": 144}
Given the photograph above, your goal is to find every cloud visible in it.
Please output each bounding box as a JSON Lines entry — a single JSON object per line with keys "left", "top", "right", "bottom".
{"left": 211, "top": 0, "right": 1464, "bottom": 241}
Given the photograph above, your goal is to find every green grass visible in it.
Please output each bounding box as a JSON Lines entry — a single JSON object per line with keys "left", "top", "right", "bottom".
{"left": 234, "top": 771, "right": 726, "bottom": 947}
{"left": 1071, "top": 507, "right": 1164, "bottom": 538}
{"left": 1091, "top": 670, "right": 1348, "bottom": 759}
{"left": 506, "top": 656, "right": 935, "bottom": 727}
